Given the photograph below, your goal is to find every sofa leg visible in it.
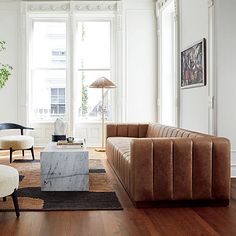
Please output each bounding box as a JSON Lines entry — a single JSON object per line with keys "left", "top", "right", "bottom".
{"left": 22, "top": 150, "right": 24, "bottom": 156}
{"left": 11, "top": 189, "right": 20, "bottom": 217}
{"left": 3, "top": 197, "right": 6, "bottom": 202}
{"left": 30, "top": 146, "right": 35, "bottom": 161}
{"left": 10, "top": 148, "right": 13, "bottom": 163}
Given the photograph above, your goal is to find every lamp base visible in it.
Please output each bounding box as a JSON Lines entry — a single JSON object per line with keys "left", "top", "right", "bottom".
{"left": 95, "top": 148, "right": 106, "bottom": 152}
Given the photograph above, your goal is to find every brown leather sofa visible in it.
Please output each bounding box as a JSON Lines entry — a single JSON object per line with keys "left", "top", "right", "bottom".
{"left": 106, "top": 123, "right": 231, "bottom": 207}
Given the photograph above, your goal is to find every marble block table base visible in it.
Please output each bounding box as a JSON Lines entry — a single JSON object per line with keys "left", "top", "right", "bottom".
{"left": 40, "top": 143, "right": 89, "bottom": 191}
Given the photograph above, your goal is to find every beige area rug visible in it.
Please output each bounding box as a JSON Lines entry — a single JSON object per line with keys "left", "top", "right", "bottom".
{"left": 0, "top": 153, "right": 122, "bottom": 211}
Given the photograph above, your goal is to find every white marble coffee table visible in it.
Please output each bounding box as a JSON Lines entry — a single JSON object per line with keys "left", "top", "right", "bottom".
{"left": 40, "top": 142, "right": 89, "bottom": 191}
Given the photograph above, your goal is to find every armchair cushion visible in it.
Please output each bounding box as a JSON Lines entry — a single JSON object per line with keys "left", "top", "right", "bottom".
{"left": 0, "top": 135, "right": 34, "bottom": 150}
{"left": 0, "top": 164, "right": 19, "bottom": 198}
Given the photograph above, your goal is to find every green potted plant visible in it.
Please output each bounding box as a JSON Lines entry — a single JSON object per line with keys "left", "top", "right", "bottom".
{"left": 0, "top": 40, "right": 12, "bottom": 88}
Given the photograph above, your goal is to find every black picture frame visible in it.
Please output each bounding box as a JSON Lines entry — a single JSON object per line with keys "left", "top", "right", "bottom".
{"left": 181, "top": 38, "right": 206, "bottom": 89}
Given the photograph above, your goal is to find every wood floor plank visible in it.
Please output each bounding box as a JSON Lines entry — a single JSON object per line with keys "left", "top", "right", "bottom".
{"left": 0, "top": 149, "right": 235, "bottom": 236}
{"left": 193, "top": 207, "right": 236, "bottom": 236}
{"left": 145, "top": 208, "right": 220, "bottom": 236}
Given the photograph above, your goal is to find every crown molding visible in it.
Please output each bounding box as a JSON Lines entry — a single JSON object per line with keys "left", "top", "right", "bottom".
{"left": 24, "top": 1, "right": 118, "bottom": 13}
{"left": 156, "top": 0, "right": 168, "bottom": 10}
{"left": 208, "top": 0, "right": 214, "bottom": 8}
{"left": 72, "top": 1, "right": 117, "bottom": 11}
{"left": 156, "top": 0, "right": 178, "bottom": 19}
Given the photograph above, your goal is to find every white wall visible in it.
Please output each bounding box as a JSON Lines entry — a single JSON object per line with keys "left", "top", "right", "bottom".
{"left": 179, "top": 0, "right": 209, "bottom": 133}
{"left": 178, "top": 0, "right": 236, "bottom": 176}
{"left": 124, "top": 0, "right": 157, "bottom": 123}
{"left": 0, "top": 2, "right": 20, "bottom": 123}
{"left": 215, "top": 0, "right": 236, "bottom": 176}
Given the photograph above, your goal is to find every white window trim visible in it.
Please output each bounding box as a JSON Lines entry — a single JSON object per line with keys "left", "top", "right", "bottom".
{"left": 20, "top": 1, "right": 123, "bottom": 137}
{"left": 28, "top": 17, "right": 70, "bottom": 123}
{"left": 156, "top": 0, "right": 180, "bottom": 126}
{"left": 73, "top": 16, "right": 116, "bottom": 123}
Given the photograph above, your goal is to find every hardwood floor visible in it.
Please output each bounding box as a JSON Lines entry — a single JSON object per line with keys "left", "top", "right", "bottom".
{"left": 0, "top": 148, "right": 236, "bottom": 236}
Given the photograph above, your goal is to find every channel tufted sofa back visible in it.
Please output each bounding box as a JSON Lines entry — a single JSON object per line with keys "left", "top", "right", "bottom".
{"left": 146, "top": 123, "right": 204, "bottom": 138}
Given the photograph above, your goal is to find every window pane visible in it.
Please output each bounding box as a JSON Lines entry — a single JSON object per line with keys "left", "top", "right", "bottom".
{"left": 75, "top": 70, "right": 112, "bottom": 120}
{"left": 51, "top": 88, "right": 57, "bottom": 95}
{"left": 59, "top": 104, "right": 65, "bottom": 114}
{"left": 51, "top": 104, "right": 59, "bottom": 115}
{"left": 59, "top": 97, "right": 65, "bottom": 103}
{"left": 51, "top": 96, "right": 58, "bottom": 104}
{"left": 31, "top": 69, "right": 66, "bottom": 121}
{"left": 31, "top": 21, "right": 67, "bottom": 121}
{"left": 32, "top": 22, "right": 66, "bottom": 69}
{"left": 77, "top": 22, "right": 111, "bottom": 69}
{"left": 59, "top": 88, "right": 65, "bottom": 95}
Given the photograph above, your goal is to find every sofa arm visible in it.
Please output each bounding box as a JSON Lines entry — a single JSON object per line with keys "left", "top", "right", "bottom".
{"left": 106, "top": 123, "right": 149, "bottom": 139}
{"left": 130, "top": 137, "right": 231, "bottom": 202}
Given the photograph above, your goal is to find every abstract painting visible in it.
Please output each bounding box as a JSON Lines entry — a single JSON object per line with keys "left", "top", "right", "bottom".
{"left": 181, "top": 39, "right": 206, "bottom": 88}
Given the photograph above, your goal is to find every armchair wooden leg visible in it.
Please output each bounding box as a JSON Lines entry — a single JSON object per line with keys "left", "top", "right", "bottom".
{"left": 30, "top": 146, "right": 35, "bottom": 161}
{"left": 11, "top": 189, "right": 20, "bottom": 217}
{"left": 3, "top": 197, "right": 6, "bottom": 202}
{"left": 10, "top": 148, "right": 13, "bottom": 163}
{"left": 22, "top": 150, "right": 24, "bottom": 156}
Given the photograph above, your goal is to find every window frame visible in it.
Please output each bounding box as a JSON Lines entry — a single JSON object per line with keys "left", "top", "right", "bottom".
{"left": 157, "top": 0, "right": 179, "bottom": 126}
{"left": 27, "top": 13, "right": 117, "bottom": 125}
{"left": 28, "top": 17, "right": 70, "bottom": 123}
{"left": 74, "top": 18, "right": 115, "bottom": 122}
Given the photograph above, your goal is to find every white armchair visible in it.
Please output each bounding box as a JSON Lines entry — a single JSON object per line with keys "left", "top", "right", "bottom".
{"left": 0, "top": 164, "right": 20, "bottom": 217}
{"left": 0, "top": 123, "right": 35, "bottom": 163}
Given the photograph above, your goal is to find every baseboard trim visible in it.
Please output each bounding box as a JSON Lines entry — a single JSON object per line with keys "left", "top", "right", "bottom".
{"left": 231, "top": 150, "right": 236, "bottom": 177}
{"left": 231, "top": 165, "right": 236, "bottom": 177}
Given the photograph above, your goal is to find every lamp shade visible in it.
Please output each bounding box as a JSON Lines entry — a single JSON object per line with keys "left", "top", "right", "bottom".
{"left": 89, "top": 77, "right": 116, "bottom": 88}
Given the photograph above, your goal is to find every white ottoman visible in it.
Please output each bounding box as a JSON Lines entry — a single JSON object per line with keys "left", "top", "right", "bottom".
{"left": 0, "top": 164, "right": 20, "bottom": 217}
{"left": 0, "top": 135, "right": 34, "bottom": 163}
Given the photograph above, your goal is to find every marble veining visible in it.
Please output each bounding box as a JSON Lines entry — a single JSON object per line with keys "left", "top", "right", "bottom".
{"left": 40, "top": 143, "right": 89, "bottom": 191}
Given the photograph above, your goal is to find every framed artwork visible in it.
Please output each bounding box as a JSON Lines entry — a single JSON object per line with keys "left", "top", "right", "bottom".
{"left": 181, "top": 38, "right": 206, "bottom": 88}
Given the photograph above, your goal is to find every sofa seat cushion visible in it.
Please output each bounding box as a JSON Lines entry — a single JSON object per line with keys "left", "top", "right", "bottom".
{"left": 107, "top": 137, "right": 132, "bottom": 161}
{"left": 107, "top": 137, "right": 133, "bottom": 192}
{"left": 0, "top": 135, "right": 34, "bottom": 150}
{"left": 0, "top": 164, "right": 19, "bottom": 198}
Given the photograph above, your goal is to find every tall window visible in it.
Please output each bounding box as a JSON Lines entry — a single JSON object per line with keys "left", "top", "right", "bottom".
{"left": 30, "top": 21, "right": 67, "bottom": 121}
{"left": 30, "top": 20, "right": 113, "bottom": 122}
{"left": 75, "top": 21, "right": 112, "bottom": 121}
{"left": 158, "top": 0, "right": 178, "bottom": 126}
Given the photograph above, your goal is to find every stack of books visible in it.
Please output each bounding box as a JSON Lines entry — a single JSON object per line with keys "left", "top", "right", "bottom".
{"left": 56, "top": 139, "right": 85, "bottom": 149}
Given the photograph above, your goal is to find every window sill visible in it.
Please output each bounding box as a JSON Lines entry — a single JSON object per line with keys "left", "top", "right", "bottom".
{"left": 29, "top": 120, "right": 69, "bottom": 124}
{"left": 75, "top": 120, "right": 113, "bottom": 124}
